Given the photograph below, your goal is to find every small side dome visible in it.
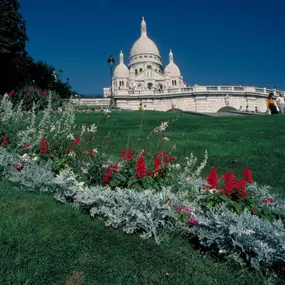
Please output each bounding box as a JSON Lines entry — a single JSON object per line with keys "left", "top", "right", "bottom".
{"left": 165, "top": 63, "right": 181, "bottom": 77}
{"left": 113, "top": 50, "right": 129, "bottom": 77}
{"left": 164, "top": 49, "right": 181, "bottom": 77}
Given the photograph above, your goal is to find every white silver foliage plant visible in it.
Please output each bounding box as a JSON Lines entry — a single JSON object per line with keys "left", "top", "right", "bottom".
{"left": 183, "top": 205, "right": 285, "bottom": 271}
{"left": 15, "top": 92, "right": 76, "bottom": 148}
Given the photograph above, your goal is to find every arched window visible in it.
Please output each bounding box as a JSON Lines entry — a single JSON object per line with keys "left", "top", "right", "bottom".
{"left": 135, "top": 69, "right": 138, "bottom": 75}
{"left": 122, "top": 81, "right": 124, "bottom": 87}
{"left": 147, "top": 65, "right": 152, "bottom": 69}
{"left": 139, "top": 68, "right": 143, "bottom": 73}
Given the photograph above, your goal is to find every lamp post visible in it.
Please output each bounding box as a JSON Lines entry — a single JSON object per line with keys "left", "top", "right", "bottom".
{"left": 107, "top": 55, "right": 115, "bottom": 108}
{"left": 59, "top": 68, "right": 64, "bottom": 81}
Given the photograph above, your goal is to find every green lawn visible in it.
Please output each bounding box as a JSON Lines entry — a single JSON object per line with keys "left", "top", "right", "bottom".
{"left": 1, "top": 111, "right": 285, "bottom": 284}
{"left": 76, "top": 111, "right": 285, "bottom": 195}
{"left": 0, "top": 181, "right": 268, "bottom": 285}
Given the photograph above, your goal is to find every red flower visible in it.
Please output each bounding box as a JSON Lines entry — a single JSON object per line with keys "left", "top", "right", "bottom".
{"left": 243, "top": 168, "right": 253, "bottom": 184}
{"left": 1, "top": 135, "right": 9, "bottom": 146}
{"left": 154, "top": 155, "right": 161, "bottom": 173}
{"left": 234, "top": 180, "right": 249, "bottom": 199}
{"left": 262, "top": 198, "right": 274, "bottom": 204}
{"left": 102, "top": 167, "right": 113, "bottom": 184}
{"left": 8, "top": 90, "right": 15, "bottom": 97}
{"left": 120, "top": 149, "right": 134, "bottom": 161}
{"left": 40, "top": 136, "right": 48, "bottom": 153}
{"left": 42, "top": 92, "right": 47, "bottom": 97}
{"left": 29, "top": 89, "right": 34, "bottom": 93}
{"left": 72, "top": 137, "right": 80, "bottom": 147}
{"left": 156, "top": 151, "right": 171, "bottom": 165}
{"left": 113, "top": 163, "right": 119, "bottom": 173}
{"left": 169, "top": 153, "right": 176, "bottom": 161}
{"left": 22, "top": 144, "right": 31, "bottom": 149}
{"left": 252, "top": 206, "right": 257, "bottom": 211}
{"left": 163, "top": 155, "right": 170, "bottom": 164}
{"left": 38, "top": 89, "right": 42, "bottom": 93}
{"left": 188, "top": 217, "right": 198, "bottom": 225}
{"left": 135, "top": 155, "right": 147, "bottom": 178}
{"left": 87, "top": 149, "right": 96, "bottom": 155}
{"left": 221, "top": 171, "right": 236, "bottom": 197}
{"left": 205, "top": 167, "right": 219, "bottom": 189}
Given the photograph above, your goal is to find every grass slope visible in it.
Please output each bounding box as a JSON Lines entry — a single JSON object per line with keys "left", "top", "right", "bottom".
{"left": 2, "top": 111, "right": 284, "bottom": 284}
{"left": 76, "top": 111, "right": 285, "bottom": 195}
{"left": 0, "top": 181, "right": 267, "bottom": 285}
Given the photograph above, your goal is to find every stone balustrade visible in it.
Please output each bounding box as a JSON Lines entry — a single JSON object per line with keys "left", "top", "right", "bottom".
{"left": 103, "top": 85, "right": 283, "bottom": 98}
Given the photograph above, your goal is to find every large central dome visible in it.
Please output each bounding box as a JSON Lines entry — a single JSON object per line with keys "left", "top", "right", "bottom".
{"left": 130, "top": 17, "right": 160, "bottom": 58}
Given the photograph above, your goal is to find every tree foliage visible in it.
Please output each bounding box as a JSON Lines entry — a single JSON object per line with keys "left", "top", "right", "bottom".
{"left": 0, "top": 0, "right": 74, "bottom": 98}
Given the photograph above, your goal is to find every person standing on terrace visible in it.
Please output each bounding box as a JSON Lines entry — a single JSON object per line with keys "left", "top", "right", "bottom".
{"left": 276, "top": 93, "right": 285, "bottom": 114}
{"left": 266, "top": 93, "right": 278, "bottom": 114}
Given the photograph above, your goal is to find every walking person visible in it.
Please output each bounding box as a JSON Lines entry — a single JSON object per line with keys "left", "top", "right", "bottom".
{"left": 266, "top": 93, "right": 278, "bottom": 115}
{"left": 276, "top": 93, "right": 285, "bottom": 114}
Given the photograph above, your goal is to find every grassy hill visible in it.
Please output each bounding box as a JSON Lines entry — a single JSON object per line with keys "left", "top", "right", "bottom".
{"left": 76, "top": 111, "right": 285, "bottom": 195}
{"left": 1, "top": 111, "right": 284, "bottom": 284}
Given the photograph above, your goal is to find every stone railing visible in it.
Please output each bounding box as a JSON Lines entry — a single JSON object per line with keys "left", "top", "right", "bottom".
{"left": 103, "top": 85, "right": 284, "bottom": 98}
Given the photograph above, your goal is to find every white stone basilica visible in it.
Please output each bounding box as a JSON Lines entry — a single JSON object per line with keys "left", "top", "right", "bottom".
{"left": 105, "top": 17, "right": 184, "bottom": 95}
{"left": 98, "top": 17, "right": 285, "bottom": 113}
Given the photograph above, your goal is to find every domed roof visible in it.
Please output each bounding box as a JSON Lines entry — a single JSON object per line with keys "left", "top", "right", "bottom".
{"left": 130, "top": 17, "right": 160, "bottom": 58}
{"left": 113, "top": 51, "right": 129, "bottom": 77}
{"left": 165, "top": 63, "right": 181, "bottom": 76}
{"left": 164, "top": 49, "right": 181, "bottom": 77}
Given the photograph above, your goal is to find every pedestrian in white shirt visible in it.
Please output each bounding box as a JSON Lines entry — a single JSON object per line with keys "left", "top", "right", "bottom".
{"left": 276, "top": 93, "right": 285, "bottom": 114}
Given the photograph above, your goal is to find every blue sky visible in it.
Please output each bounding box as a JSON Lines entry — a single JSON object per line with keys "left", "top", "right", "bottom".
{"left": 21, "top": 0, "right": 285, "bottom": 94}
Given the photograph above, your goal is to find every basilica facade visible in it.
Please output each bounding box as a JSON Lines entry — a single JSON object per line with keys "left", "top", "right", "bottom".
{"left": 104, "top": 17, "right": 185, "bottom": 96}
{"left": 98, "top": 17, "right": 283, "bottom": 113}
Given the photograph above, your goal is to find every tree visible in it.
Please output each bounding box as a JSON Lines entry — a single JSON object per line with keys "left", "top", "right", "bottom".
{"left": 0, "top": 0, "right": 29, "bottom": 94}
{"left": 0, "top": 0, "right": 75, "bottom": 97}
{"left": 0, "top": 0, "right": 28, "bottom": 55}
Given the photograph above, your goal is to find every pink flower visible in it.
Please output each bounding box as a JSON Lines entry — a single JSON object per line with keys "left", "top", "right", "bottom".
{"left": 13, "top": 162, "right": 23, "bottom": 170}
{"left": 1, "top": 135, "right": 9, "bottom": 146}
{"left": 188, "top": 217, "right": 198, "bottom": 226}
{"left": 8, "top": 90, "right": 15, "bottom": 97}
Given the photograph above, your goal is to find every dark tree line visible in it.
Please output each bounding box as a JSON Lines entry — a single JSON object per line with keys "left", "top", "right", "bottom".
{"left": 0, "top": 0, "right": 73, "bottom": 98}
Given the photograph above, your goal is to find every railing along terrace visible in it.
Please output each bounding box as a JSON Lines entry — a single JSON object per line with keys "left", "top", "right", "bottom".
{"left": 103, "top": 85, "right": 284, "bottom": 97}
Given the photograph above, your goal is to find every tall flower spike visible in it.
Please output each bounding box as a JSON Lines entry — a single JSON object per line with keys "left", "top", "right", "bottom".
{"left": 40, "top": 136, "right": 48, "bottom": 153}
{"left": 243, "top": 168, "right": 253, "bottom": 184}
{"left": 206, "top": 167, "right": 219, "bottom": 189}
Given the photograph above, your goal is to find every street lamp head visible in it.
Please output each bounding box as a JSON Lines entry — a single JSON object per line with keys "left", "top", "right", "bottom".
{"left": 107, "top": 55, "right": 115, "bottom": 67}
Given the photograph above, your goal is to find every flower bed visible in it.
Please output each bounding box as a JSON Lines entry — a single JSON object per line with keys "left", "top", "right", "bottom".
{"left": 1, "top": 91, "right": 285, "bottom": 277}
